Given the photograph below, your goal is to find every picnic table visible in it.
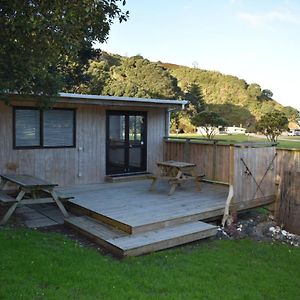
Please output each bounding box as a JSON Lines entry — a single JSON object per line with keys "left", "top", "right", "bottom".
{"left": 0, "top": 174, "right": 69, "bottom": 225}
{"left": 149, "top": 160, "right": 203, "bottom": 195}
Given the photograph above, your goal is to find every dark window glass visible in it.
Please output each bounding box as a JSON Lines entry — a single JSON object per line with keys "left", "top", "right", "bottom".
{"left": 14, "top": 108, "right": 75, "bottom": 148}
{"left": 43, "top": 110, "right": 74, "bottom": 147}
{"left": 15, "top": 109, "right": 40, "bottom": 147}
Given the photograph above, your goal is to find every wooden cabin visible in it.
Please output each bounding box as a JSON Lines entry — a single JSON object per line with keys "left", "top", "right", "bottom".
{"left": 0, "top": 93, "right": 187, "bottom": 186}
{"left": 0, "top": 94, "right": 278, "bottom": 256}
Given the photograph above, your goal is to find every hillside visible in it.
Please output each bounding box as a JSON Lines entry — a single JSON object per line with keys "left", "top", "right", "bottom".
{"left": 62, "top": 52, "right": 299, "bottom": 132}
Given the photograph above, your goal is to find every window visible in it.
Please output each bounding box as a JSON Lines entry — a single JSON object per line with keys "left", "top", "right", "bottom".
{"left": 15, "top": 109, "right": 40, "bottom": 147}
{"left": 14, "top": 108, "right": 76, "bottom": 148}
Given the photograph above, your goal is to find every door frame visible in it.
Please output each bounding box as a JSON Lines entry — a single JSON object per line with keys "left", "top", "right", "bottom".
{"left": 106, "top": 110, "right": 147, "bottom": 175}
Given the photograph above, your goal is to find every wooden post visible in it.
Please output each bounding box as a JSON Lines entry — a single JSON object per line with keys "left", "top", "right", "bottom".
{"left": 212, "top": 141, "right": 217, "bottom": 181}
{"left": 183, "top": 139, "right": 191, "bottom": 162}
{"left": 163, "top": 137, "right": 167, "bottom": 161}
{"left": 222, "top": 145, "right": 235, "bottom": 227}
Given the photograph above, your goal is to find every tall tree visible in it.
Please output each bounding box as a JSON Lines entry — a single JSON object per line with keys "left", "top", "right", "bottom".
{"left": 185, "top": 83, "right": 206, "bottom": 115}
{"left": 0, "top": 0, "right": 128, "bottom": 98}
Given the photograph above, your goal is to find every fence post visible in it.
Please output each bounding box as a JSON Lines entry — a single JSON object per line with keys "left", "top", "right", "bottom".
{"left": 212, "top": 141, "right": 217, "bottom": 180}
{"left": 183, "top": 139, "right": 191, "bottom": 162}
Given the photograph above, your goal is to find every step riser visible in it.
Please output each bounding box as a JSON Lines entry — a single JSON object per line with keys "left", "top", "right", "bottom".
{"left": 65, "top": 218, "right": 217, "bottom": 257}
{"left": 67, "top": 202, "right": 132, "bottom": 233}
{"left": 132, "top": 208, "right": 224, "bottom": 234}
{"left": 68, "top": 201, "right": 224, "bottom": 234}
{"left": 124, "top": 228, "right": 218, "bottom": 256}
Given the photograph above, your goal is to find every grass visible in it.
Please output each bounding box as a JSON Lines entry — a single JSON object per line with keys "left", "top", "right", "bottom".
{"left": 170, "top": 134, "right": 300, "bottom": 149}
{"left": 1, "top": 227, "right": 300, "bottom": 299}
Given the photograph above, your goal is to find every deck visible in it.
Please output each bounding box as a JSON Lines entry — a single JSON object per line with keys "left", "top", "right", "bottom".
{"left": 59, "top": 180, "right": 273, "bottom": 256}
{"left": 61, "top": 180, "right": 228, "bottom": 231}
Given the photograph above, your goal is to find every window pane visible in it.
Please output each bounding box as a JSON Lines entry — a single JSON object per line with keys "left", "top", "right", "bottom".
{"left": 43, "top": 110, "right": 74, "bottom": 147}
{"left": 109, "top": 115, "right": 125, "bottom": 146}
{"left": 15, "top": 109, "right": 40, "bottom": 147}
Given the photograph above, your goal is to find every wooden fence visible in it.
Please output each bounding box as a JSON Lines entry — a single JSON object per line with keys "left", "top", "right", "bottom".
{"left": 164, "top": 138, "right": 300, "bottom": 184}
{"left": 277, "top": 171, "right": 300, "bottom": 235}
{"left": 164, "top": 139, "right": 231, "bottom": 183}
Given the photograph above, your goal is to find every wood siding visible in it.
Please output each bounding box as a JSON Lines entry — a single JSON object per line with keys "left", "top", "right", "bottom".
{"left": 0, "top": 101, "right": 166, "bottom": 186}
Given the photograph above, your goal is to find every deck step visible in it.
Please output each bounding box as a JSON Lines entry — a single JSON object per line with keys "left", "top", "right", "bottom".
{"left": 105, "top": 173, "right": 153, "bottom": 183}
{"left": 65, "top": 216, "right": 217, "bottom": 256}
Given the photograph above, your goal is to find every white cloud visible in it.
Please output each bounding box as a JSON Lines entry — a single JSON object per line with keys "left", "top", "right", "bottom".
{"left": 238, "top": 10, "right": 300, "bottom": 27}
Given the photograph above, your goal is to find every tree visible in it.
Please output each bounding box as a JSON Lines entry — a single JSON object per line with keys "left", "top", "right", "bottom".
{"left": 184, "top": 83, "right": 206, "bottom": 115}
{"left": 103, "top": 56, "right": 180, "bottom": 99}
{"left": 282, "top": 106, "right": 300, "bottom": 123}
{"left": 255, "top": 110, "right": 289, "bottom": 142}
{"left": 259, "top": 89, "right": 273, "bottom": 100}
{"left": 80, "top": 60, "right": 111, "bottom": 94}
{"left": 247, "top": 83, "right": 261, "bottom": 99}
{"left": 191, "top": 111, "right": 228, "bottom": 140}
{"left": 0, "top": 0, "right": 128, "bottom": 98}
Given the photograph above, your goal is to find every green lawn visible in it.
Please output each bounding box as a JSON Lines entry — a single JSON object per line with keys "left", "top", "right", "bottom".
{"left": 170, "top": 134, "right": 300, "bottom": 149}
{"left": 1, "top": 228, "right": 300, "bottom": 299}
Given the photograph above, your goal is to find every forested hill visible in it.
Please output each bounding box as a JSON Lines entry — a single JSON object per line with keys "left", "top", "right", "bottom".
{"left": 62, "top": 52, "right": 298, "bottom": 131}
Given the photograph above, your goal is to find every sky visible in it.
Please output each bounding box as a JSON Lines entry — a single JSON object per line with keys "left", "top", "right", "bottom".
{"left": 97, "top": 0, "right": 300, "bottom": 111}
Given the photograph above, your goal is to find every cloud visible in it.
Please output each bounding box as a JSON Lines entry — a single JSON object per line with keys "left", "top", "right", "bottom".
{"left": 237, "top": 10, "right": 300, "bottom": 27}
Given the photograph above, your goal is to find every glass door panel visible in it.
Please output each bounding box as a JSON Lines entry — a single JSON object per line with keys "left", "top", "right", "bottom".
{"left": 107, "top": 114, "right": 126, "bottom": 174}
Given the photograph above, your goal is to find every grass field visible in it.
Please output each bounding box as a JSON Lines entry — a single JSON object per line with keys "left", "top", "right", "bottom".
{"left": 170, "top": 134, "right": 300, "bottom": 149}
{"left": 1, "top": 227, "right": 300, "bottom": 299}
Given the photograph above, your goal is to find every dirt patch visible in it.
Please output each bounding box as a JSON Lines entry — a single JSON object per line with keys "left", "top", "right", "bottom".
{"left": 217, "top": 209, "right": 300, "bottom": 247}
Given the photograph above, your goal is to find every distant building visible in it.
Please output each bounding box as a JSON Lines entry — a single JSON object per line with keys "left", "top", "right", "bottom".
{"left": 288, "top": 129, "right": 300, "bottom": 136}
{"left": 225, "top": 126, "right": 246, "bottom": 135}
{"left": 197, "top": 126, "right": 221, "bottom": 135}
{"left": 197, "top": 125, "right": 246, "bottom": 136}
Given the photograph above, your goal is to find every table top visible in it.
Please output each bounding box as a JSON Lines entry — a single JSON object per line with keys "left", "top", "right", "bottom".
{"left": 157, "top": 160, "right": 196, "bottom": 168}
{"left": 0, "top": 174, "right": 58, "bottom": 188}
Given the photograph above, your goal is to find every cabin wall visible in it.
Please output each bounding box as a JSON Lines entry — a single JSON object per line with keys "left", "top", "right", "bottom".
{"left": 0, "top": 101, "right": 166, "bottom": 186}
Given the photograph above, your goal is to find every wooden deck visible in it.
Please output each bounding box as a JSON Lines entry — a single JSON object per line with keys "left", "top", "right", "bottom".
{"left": 60, "top": 180, "right": 274, "bottom": 256}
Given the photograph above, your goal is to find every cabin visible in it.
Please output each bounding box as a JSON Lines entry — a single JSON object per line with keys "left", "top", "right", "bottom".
{"left": 0, "top": 94, "right": 277, "bottom": 256}
{"left": 0, "top": 93, "right": 187, "bottom": 185}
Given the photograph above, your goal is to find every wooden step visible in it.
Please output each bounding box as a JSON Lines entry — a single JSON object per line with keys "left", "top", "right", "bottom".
{"left": 65, "top": 216, "right": 217, "bottom": 257}
{"left": 67, "top": 200, "right": 224, "bottom": 235}
{"left": 105, "top": 173, "right": 153, "bottom": 183}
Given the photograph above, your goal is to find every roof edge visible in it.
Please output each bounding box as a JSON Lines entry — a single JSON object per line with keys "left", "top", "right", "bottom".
{"left": 58, "top": 92, "right": 188, "bottom": 106}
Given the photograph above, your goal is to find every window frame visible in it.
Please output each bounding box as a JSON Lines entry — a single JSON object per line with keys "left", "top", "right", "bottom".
{"left": 13, "top": 107, "right": 76, "bottom": 149}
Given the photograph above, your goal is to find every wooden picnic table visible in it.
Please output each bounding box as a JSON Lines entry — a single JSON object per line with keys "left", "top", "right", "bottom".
{"left": 149, "top": 160, "right": 203, "bottom": 195}
{"left": 0, "top": 174, "right": 69, "bottom": 225}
